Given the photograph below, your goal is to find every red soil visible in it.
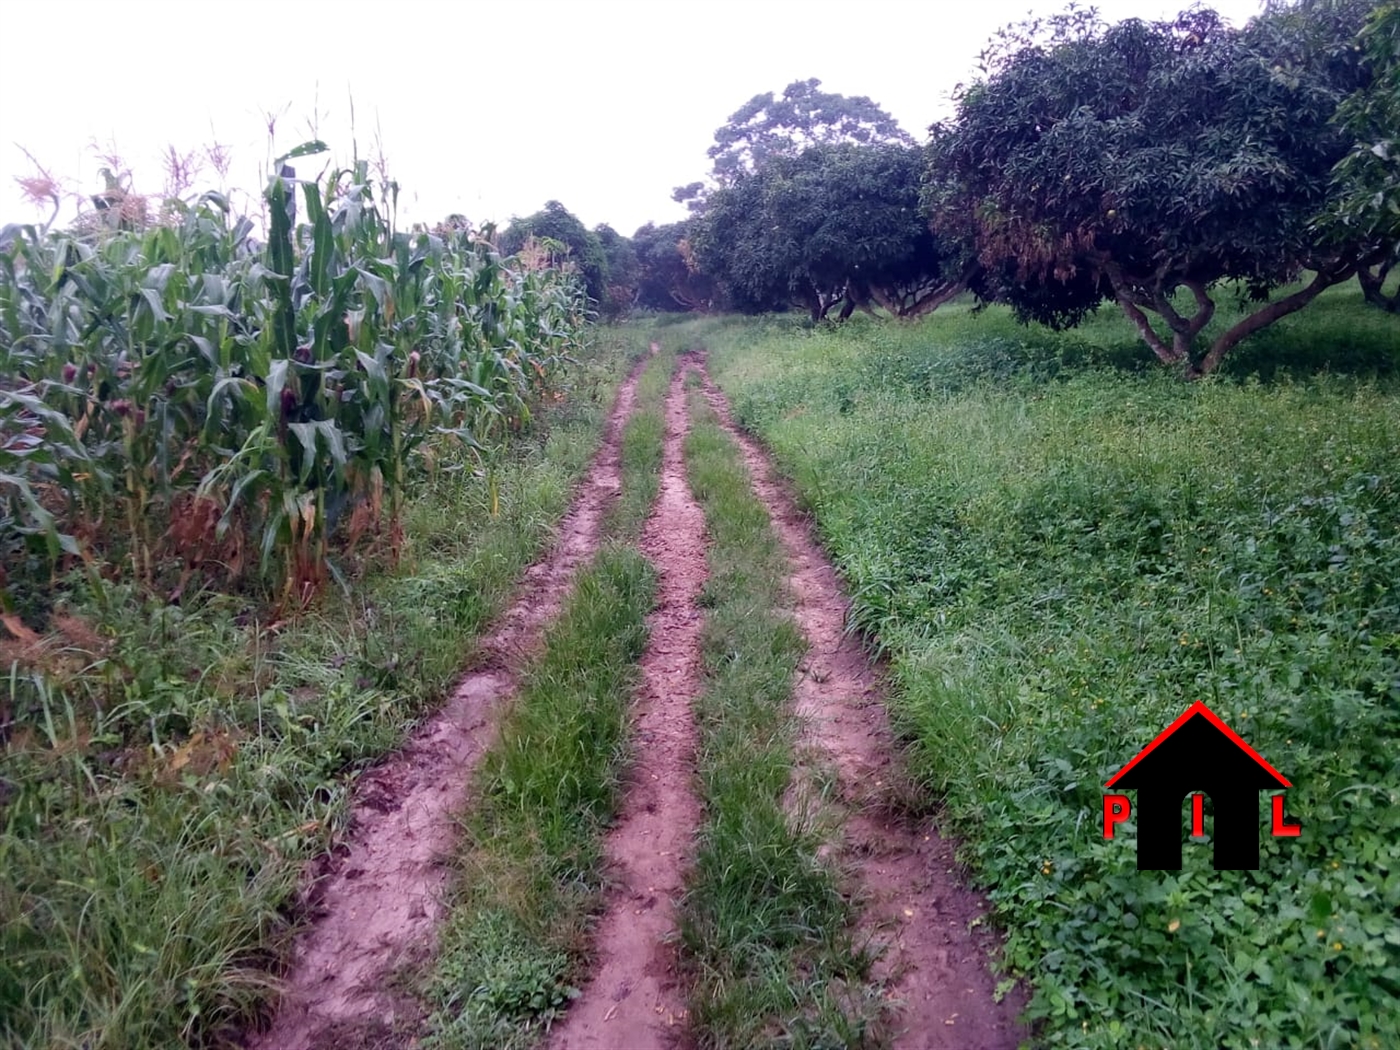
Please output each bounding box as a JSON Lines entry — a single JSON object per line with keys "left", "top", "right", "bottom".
{"left": 695, "top": 360, "right": 1028, "bottom": 1050}
{"left": 545, "top": 360, "right": 708, "bottom": 1050}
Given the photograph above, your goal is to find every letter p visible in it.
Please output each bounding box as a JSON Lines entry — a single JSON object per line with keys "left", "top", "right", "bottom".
{"left": 1104, "top": 794, "right": 1131, "bottom": 838}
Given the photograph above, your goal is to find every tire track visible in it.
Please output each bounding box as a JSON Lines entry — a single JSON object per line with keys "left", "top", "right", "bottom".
{"left": 246, "top": 350, "right": 653, "bottom": 1050}
{"left": 546, "top": 359, "right": 706, "bottom": 1050}
{"left": 693, "top": 357, "right": 1028, "bottom": 1050}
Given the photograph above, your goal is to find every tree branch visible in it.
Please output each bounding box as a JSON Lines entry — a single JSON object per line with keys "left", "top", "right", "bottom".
{"left": 1117, "top": 294, "right": 1181, "bottom": 364}
{"left": 868, "top": 263, "right": 980, "bottom": 319}
{"left": 902, "top": 277, "right": 971, "bottom": 318}
{"left": 1192, "top": 267, "right": 1354, "bottom": 377}
{"left": 867, "top": 284, "right": 898, "bottom": 315}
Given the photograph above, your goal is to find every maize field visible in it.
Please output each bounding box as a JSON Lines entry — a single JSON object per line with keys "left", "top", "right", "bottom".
{"left": 1, "top": 143, "right": 586, "bottom": 614}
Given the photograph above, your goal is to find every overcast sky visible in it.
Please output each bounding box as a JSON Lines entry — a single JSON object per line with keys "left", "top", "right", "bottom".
{"left": 1, "top": 0, "right": 1265, "bottom": 235}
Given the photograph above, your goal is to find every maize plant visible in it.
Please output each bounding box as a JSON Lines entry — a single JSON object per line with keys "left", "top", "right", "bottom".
{"left": 0, "top": 143, "right": 586, "bottom": 610}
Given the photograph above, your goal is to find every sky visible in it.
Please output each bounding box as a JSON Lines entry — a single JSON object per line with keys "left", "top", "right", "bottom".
{"left": 0, "top": 0, "right": 1267, "bottom": 236}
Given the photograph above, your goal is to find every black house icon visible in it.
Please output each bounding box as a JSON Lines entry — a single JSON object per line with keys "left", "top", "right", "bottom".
{"left": 1106, "top": 701, "right": 1290, "bottom": 870}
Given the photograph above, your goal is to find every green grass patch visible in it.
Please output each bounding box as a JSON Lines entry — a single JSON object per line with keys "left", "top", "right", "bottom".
{"left": 693, "top": 303, "right": 1400, "bottom": 1050}
{"left": 420, "top": 546, "right": 657, "bottom": 1050}
{"left": 0, "top": 337, "right": 639, "bottom": 1050}
{"left": 602, "top": 344, "right": 675, "bottom": 541}
{"left": 679, "top": 390, "right": 881, "bottom": 1048}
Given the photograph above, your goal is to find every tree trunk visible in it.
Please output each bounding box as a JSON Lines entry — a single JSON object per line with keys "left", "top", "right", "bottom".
{"left": 1189, "top": 268, "right": 1353, "bottom": 378}
{"left": 1114, "top": 294, "right": 1185, "bottom": 366}
{"left": 1358, "top": 260, "right": 1398, "bottom": 313}
{"left": 896, "top": 263, "right": 981, "bottom": 319}
{"left": 1155, "top": 280, "right": 1215, "bottom": 359}
{"left": 900, "top": 278, "right": 971, "bottom": 319}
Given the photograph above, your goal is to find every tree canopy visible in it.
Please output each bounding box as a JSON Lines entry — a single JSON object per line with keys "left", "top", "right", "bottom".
{"left": 675, "top": 77, "right": 914, "bottom": 212}
{"left": 632, "top": 221, "right": 715, "bottom": 311}
{"left": 691, "top": 143, "right": 970, "bottom": 320}
{"left": 500, "top": 201, "right": 609, "bottom": 306}
{"left": 593, "top": 223, "right": 640, "bottom": 319}
{"left": 924, "top": 1, "right": 1391, "bottom": 375}
{"left": 1328, "top": 0, "right": 1400, "bottom": 310}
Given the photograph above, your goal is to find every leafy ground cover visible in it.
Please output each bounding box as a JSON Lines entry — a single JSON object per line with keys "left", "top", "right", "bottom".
{"left": 687, "top": 292, "right": 1400, "bottom": 1049}
{"left": 678, "top": 379, "right": 878, "bottom": 1047}
{"left": 0, "top": 334, "right": 638, "bottom": 1050}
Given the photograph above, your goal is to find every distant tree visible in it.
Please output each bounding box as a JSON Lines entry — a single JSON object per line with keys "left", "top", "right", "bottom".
{"left": 690, "top": 143, "right": 970, "bottom": 321}
{"left": 433, "top": 213, "right": 474, "bottom": 237}
{"left": 925, "top": 2, "right": 1392, "bottom": 376}
{"left": 675, "top": 78, "right": 914, "bottom": 211}
{"left": 632, "top": 221, "right": 715, "bottom": 311}
{"left": 500, "top": 201, "right": 608, "bottom": 305}
{"left": 688, "top": 171, "right": 795, "bottom": 313}
{"left": 593, "top": 223, "right": 640, "bottom": 319}
{"left": 1328, "top": 0, "right": 1400, "bottom": 310}
{"left": 824, "top": 145, "right": 976, "bottom": 319}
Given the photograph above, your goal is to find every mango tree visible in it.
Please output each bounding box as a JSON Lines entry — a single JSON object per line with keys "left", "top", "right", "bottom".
{"left": 1329, "top": 0, "right": 1400, "bottom": 311}
{"left": 691, "top": 143, "right": 970, "bottom": 321}
{"left": 924, "top": 1, "right": 1393, "bottom": 376}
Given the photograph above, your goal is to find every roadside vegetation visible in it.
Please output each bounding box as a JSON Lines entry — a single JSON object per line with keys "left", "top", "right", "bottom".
{"left": 678, "top": 382, "right": 880, "bottom": 1047}
{"left": 0, "top": 335, "right": 633, "bottom": 1048}
{"left": 692, "top": 293, "right": 1400, "bottom": 1050}
{"left": 420, "top": 545, "right": 656, "bottom": 1050}
{"left": 0, "top": 147, "right": 629, "bottom": 1048}
{"left": 602, "top": 343, "right": 673, "bottom": 540}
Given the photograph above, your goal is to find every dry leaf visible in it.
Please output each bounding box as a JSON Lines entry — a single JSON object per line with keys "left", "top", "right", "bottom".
{"left": 1, "top": 613, "right": 40, "bottom": 644}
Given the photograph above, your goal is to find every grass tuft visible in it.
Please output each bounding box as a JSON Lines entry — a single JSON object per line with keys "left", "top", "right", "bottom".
{"left": 602, "top": 345, "right": 675, "bottom": 541}
{"left": 421, "top": 546, "right": 657, "bottom": 1050}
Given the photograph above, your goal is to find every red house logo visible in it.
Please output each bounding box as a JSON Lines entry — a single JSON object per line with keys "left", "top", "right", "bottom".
{"left": 1103, "top": 701, "right": 1301, "bottom": 870}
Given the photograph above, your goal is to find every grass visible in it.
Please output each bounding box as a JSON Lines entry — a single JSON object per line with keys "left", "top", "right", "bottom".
{"left": 602, "top": 343, "right": 675, "bottom": 541}
{"left": 0, "top": 334, "right": 640, "bottom": 1050}
{"left": 418, "top": 334, "right": 672, "bottom": 1050}
{"left": 420, "top": 545, "right": 656, "bottom": 1050}
{"left": 685, "top": 289, "right": 1400, "bottom": 1050}
{"left": 678, "top": 385, "right": 881, "bottom": 1048}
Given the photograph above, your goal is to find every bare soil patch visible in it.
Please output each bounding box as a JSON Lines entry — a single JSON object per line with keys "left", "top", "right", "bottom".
{"left": 694, "top": 360, "right": 1028, "bottom": 1050}
{"left": 546, "top": 359, "right": 706, "bottom": 1050}
{"left": 245, "top": 353, "right": 651, "bottom": 1050}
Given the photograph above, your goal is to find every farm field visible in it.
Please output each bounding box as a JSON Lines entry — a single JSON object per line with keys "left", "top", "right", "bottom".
{"left": 0, "top": 155, "right": 652, "bottom": 1047}
{"left": 0, "top": 319, "right": 645, "bottom": 1049}
{"left": 4, "top": 2, "right": 1399, "bottom": 1047}
{"left": 3, "top": 307, "right": 1034, "bottom": 1048}
{"left": 686, "top": 290, "right": 1400, "bottom": 1050}
{"left": 4, "top": 244, "right": 1399, "bottom": 1050}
